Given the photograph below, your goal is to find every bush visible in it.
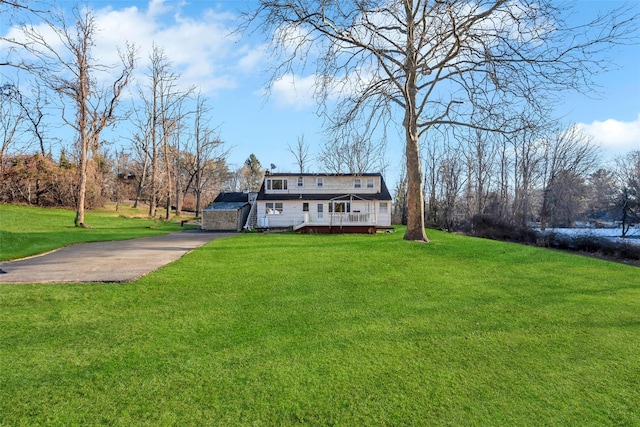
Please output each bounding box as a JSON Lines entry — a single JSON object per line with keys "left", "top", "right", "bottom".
{"left": 0, "top": 154, "right": 104, "bottom": 209}
{"left": 467, "top": 214, "right": 538, "bottom": 244}
{"left": 542, "top": 231, "right": 640, "bottom": 261}
{"left": 464, "top": 215, "right": 640, "bottom": 263}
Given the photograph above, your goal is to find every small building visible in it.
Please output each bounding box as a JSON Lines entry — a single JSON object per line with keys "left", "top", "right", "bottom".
{"left": 246, "top": 172, "right": 392, "bottom": 234}
{"left": 202, "top": 191, "right": 254, "bottom": 232}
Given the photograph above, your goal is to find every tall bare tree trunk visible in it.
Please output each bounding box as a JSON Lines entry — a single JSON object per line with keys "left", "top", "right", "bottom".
{"left": 74, "top": 48, "right": 90, "bottom": 227}
{"left": 402, "top": 8, "right": 428, "bottom": 242}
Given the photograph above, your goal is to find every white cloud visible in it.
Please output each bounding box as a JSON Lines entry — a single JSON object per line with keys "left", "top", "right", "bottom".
{"left": 270, "top": 73, "right": 317, "bottom": 109}
{"left": 87, "top": 1, "right": 249, "bottom": 94}
{"left": 577, "top": 114, "right": 640, "bottom": 156}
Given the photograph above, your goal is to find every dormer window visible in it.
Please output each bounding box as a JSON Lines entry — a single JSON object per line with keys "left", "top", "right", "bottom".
{"left": 317, "top": 177, "right": 324, "bottom": 187}
{"left": 367, "top": 178, "right": 374, "bottom": 188}
{"left": 267, "top": 178, "right": 288, "bottom": 190}
{"left": 297, "top": 177, "right": 304, "bottom": 187}
{"left": 354, "top": 178, "right": 362, "bottom": 188}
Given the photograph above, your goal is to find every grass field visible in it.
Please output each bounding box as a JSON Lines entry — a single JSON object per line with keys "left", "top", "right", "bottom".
{"left": 1, "top": 205, "right": 639, "bottom": 425}
{"left": 0, "top": 203, "right": 195, "bottom": 261}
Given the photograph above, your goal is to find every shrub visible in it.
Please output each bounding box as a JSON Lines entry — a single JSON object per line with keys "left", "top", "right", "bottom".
{"left": 539, "top": 231, "right": 640, "bottom": 262}
{"left": 467, "top": 214, "right": 538, "bottom": 244}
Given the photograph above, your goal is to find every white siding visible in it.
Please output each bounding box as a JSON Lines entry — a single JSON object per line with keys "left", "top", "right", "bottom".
{"left": 258, "top": 200, "right": 391, "bottom": 228}
{"left": 264, "top": 175, "right": 381, "bottom": 196}
{"left": 258, "top": 200, "right": 306, "bottom": 228}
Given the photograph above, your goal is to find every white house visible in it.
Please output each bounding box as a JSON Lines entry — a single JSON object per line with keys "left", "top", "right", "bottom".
{"left": 246, "top": 172, "right": 393, "bottom": 234}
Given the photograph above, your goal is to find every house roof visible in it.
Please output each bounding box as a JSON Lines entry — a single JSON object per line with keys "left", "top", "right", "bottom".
{"left": 256, "top": 172, "right": 392, "bottom": 202}
{"left": 264, "top": 172, "right": 385, "bottom": 178}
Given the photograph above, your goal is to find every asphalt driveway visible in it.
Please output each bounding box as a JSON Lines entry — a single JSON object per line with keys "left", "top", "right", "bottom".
{"left": 0, "top": 230, "right": 235, "bottom": 284}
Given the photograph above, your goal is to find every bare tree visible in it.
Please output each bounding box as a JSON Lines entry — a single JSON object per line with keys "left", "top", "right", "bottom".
{"left": 586, "top": 168, "right": 619, "bottom": 221}
{"left": 457, "top": 127, "right": 498, "bottom": 219}
{"left": 615, "top": 151, "right": 640, "bottom": 237}
{"left": 136, "top": 43, "right": 189, "bottom": 218}
{"left": 317, "top": 137, "right": 349, "bottom": 174}
{"left": 317, "top": 134, "right": 385, "bottom": 174}
{"left": 392, "top": 164, "right": 408, "bottom": 225}
{"left": 287, "top": 134, "right": 312, "bottom": 173}
{"left": 509, "top": 115, "right": 546, "bottom": 227}
{"left": 539, "top": 125, "right": 599, "bottom": 230}
{"left": 0, "top": 84, "right": 27, "bottom": 173}
{"left": 13, "top": 7, "right": 135, "bottom": 226}
{"left": 129, "top": 101, "right": 153, "bottom": 209}
{"left": 183, "top": 93, "right": 228, "bottom": 217}
{"left": 246, "top": 0, "right": 638, "bottom": 242}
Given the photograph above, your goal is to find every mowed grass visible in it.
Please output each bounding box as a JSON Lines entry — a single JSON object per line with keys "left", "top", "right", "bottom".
{"left": 0, "top": 203, "right": 193, "bottom": 261}
{"left": 1, "top": 208, "right": 639, "bottom": 425}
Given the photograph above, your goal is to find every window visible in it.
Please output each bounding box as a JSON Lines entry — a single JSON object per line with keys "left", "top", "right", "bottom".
{"left": 316, "top": 177, "right": 324, "bottom": 187}
{"left": 329, "top": 201, "right": 351, "bottom": 213}
{"left": 302, "top": 202, "right": 309, "bottom": 212}
{"left": 266, "top": 202, "right": 283, "bottom": 214}
{"left": 267, "top": 179, "right": 288, "bottom": 190}
{"left": 297, "top": 177, "right": 304, "bottom": 187}
{"left": 379, "top": 202, "right": 388, "bottom": 213}
{"left": 367, "top": 178, "right": 374, "bottom": 188}
{"left": 354, "top": 178, "right": 362, "bottom": 188}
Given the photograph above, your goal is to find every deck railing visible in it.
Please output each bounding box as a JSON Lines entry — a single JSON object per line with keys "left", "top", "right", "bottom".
{"left": 300, "top": 212, "right": 378, "bottom": 226}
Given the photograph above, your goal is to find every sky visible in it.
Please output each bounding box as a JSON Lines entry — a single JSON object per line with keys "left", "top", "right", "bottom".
{"left": 2, "top": 0, "right": 639, "bottom": 188}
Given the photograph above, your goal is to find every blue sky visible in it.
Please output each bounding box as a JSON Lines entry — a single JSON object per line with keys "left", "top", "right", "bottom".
{"left": 2, "top": 0, "right": 639, "bottom": 187}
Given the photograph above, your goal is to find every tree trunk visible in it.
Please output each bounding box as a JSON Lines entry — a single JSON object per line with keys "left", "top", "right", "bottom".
{"left": 133, "top": 155, "right": 148, "bottom": 209}
{"left": 74, "top": 137, "right": 88, "bottom": 227}
{"left": 404, "top": 132, "right": 427, "bottom": 241}
{"left": 402, "top": 22, "right": 428, "bottom": 242}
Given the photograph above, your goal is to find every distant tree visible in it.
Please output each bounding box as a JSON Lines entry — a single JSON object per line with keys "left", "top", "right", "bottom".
{"left": 541, "top": 170, "right": 588, "bottom": 228}
{"left": 241, "top": 153, "right": 264, "bottom": 192}
{"left": 392, "top": 165, "right": 408, "bottom": 225}
{"left": 509, "top": 115, "right": 546, "bottom": 227}
{"left": 586, "top": 168, "right": 619, "bottom": 220}
{"left": 183, "top": 93, "right": 228, "bottom": 217}
{"left": 287, "top": 134, "right": 311, "bottom": 174}
{"left": 616, "top": 151, "right": 640, "bottom": 237}
{"left": 0, "top": 84, "right": 26, "bottom": 174}
{"left": 317, "top": 133, "right": 386, "bottom": 175}
{"left": 458, "top": 127, "right": 498, "bottom": 219}
{"left": 137, "top": 44, "right": 185, "bottom": 218}
{"left": 539, "top": 125, "right": 599, "bottom": 230}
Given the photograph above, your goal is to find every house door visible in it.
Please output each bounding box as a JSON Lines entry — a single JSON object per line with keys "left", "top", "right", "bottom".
{"left": 317, "top": 203, "right": 324, "bottom": 221}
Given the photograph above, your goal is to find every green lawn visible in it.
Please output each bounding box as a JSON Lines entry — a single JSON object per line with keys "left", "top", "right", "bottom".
{"left": 0, "top": 203, "right": 193, "bottom": 261}
{"left": 1, "top": 206, "right": 639, "bottom": 425}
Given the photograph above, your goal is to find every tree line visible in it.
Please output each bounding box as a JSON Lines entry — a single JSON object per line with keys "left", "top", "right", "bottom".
{"left": 392, "top": 123, "right": 639, "bottom": 237}
{"left": 0, "top": 3, "right": 258, "bottom": 222}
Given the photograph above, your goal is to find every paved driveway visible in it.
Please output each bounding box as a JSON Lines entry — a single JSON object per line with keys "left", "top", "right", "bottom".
{"left": 0, "top": 230, "right": 235, "bottom": 284}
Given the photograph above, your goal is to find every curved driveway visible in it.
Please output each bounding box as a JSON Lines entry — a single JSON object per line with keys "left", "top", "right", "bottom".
{"left": 0, "top": 230, "right": 235, "bottom": 284}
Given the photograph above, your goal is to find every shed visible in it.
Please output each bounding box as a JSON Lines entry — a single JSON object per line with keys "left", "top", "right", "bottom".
{"left": 202, "top": 192, "right": 252, "bottom": 232}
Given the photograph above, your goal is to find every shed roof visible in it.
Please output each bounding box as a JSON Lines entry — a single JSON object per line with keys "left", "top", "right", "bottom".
{"left": 213, "top": 192, "right": 252, "bottom": 203}
{"left": 204, "top": 201, "right": 248, "bottom": 211}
